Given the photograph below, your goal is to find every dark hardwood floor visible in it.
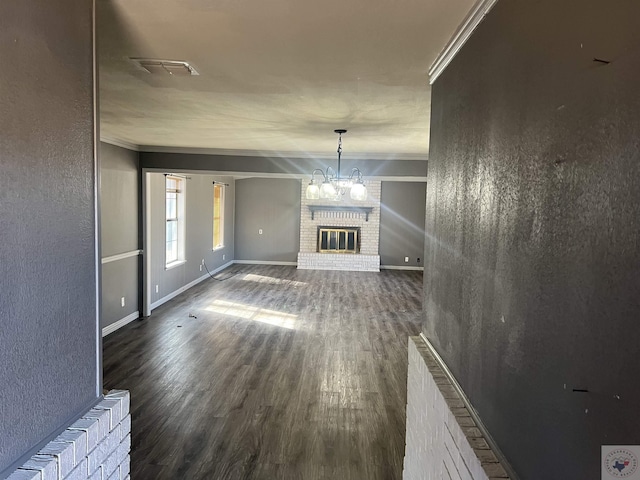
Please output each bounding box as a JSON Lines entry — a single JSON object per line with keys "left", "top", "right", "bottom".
{"left": 103, "top": 265, "right": 423, "bottom": 480}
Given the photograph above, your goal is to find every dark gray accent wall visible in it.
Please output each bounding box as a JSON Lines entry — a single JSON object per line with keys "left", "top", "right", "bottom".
{"left": 149, "top": 173, "right": 235, "bottom": 305}
{"left": 100, "top": 142, "right": 140, "bottom": 328}
{"left": 380, "top": 182, "right": 426, "bottom": 267}
{"left": 0, "top": 0, "right": 98, "bottom": 475}
{"left": 235, "top": 178, "right": 300, "bottom": 262}
{"left": 141, "top": 151, "right": 427, "bottom": 179}
{"left": 423, "top": 1, "right": 640, "bottom": 479}
{"left": 100, "top": 143, "right": 139, "bottom": 257}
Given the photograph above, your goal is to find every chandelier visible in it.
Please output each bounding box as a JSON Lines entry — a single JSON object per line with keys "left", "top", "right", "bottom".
{"left": 305, "top": 129, "right": 367, "bottom": 201}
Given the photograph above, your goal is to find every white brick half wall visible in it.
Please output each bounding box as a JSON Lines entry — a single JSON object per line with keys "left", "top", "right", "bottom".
{"left": 404, "top": 337, "right": 511, "bottom": 480}
{"left": 7, "top": 390, "right": 131, "bottom": 480}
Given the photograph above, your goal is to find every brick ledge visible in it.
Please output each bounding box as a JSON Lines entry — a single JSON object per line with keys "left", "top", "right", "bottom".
{"left": 408, "top": 335, "right": 518, "bottom": 480}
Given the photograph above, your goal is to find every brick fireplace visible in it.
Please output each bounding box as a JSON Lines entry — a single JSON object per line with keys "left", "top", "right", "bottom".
{"left": 297, "top": 181, "right": 381, "bottom": 272}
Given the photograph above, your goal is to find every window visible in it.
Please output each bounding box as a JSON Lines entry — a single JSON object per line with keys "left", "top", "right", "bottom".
{"left": 213, "top": 184, "right": 225, "bottom": 249}
{"left": 166, "top": 176, "right": 185, "bottom": 267}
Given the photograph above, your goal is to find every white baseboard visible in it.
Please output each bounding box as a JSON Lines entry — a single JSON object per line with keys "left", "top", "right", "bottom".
{"left": 150, "top": 261, "right": 234, "bottom": 311}
{"left": 233, "top": 260, "right": 297, "bottom": 266}
{"left": 380, "top": 265, "right": 424, "bottom": 271}
{"left": 102, "top": 311, "right": 139, "bottom": 337}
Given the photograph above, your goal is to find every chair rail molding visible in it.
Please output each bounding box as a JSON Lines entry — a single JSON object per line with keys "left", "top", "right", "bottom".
{"left": 101, "top": 249, "right": 143, "bottom": 264}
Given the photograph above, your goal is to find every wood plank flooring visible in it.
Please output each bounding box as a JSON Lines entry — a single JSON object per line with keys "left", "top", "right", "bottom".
{"left": 103, "top": 265, "right": 423, "bottom": 480}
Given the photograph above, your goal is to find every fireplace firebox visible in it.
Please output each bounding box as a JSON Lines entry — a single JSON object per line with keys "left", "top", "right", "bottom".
{"left": 317, "top": 226, "right": 361, "bottom": 253}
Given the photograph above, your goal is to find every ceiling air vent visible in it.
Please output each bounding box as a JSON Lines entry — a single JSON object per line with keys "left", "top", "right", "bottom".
{"left": 129, "top": 58, "right": 199, "bottom": 76}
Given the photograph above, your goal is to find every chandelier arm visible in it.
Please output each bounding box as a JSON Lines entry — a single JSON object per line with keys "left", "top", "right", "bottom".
{"left": 311, "top": 168, "right": 328, "bottom": 182}
{"left": 325, "top": 166, "right": 337, "bottom": 180}
{"left": 348, "top": 168, "right": 363, "bottom": 181}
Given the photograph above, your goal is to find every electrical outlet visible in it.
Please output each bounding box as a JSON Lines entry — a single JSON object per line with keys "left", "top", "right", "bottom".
{"left": 201, "top": 259, "right": 205, "bottom": 265}
{"left": 199, "top": 265, "right": 202, "bottom": 272}
{"left": 404, "top": 256, "right": 409, "bottom": 263}
{"left": 121, "top": 297, "right": 125, "bottom": 307}
{"left": 417, "top": 258, "right": 421, "bottom": 263}
{"left": 222, "top": 254, "right": 225, "bottom": 260}
{"left": 259, "top": 229, "right": 263, "bottom": 235}
{"left": 155, "top": 284, "right": 159, "bottom": 293}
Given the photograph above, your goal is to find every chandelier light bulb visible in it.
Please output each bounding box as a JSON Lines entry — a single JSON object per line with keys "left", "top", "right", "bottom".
{"left": 319, "top": 181, "right": 337, "bottom": 199}
{"left": 350, "top": 182, "right": 367, "bottom": 201}
{"left": 306, "top": 182, "right": 320, "bottom": 200}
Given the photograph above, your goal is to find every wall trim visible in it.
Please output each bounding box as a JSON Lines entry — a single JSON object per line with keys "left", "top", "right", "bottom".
{"left": 380, "top": 265, "right": 424, "bottom": 271}
{"left": 101, "top": 249, "right": 142, "bottom": 264}
{"left": 150, "top": 261, "right": 234, "bottom": 311}
{"left": 150, "top": 273, "right": 210, "bottom": 311}
{"left": 418, "top": 333, "right": 519, "bottom": 479}
{"left": 92, "top": 0, "right": 103, "bottom": 396}
{"left": 143, "top": 168, "right": 428, "bottom": 183}
{"left": 100, "top": 136, "right": 141, "bottom": 151}
{"left": 233, "top": 260, "right": 298, "bottom": 266}
{"left": 140, "top": 144, "right": 426, "bottom": 161}
{"left": 428, "top": 0, "right": 499, "bottom": 84}
{"left": 102, "top": 312, "right": 140, "bottom": 337}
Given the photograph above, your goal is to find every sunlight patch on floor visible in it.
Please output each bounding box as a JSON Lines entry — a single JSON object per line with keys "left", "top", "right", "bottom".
{"left": 205, "top": 299, "right": 298, "bottom": 330}
{"left": 241, "top": 273, "right": 307, "bottom": 287}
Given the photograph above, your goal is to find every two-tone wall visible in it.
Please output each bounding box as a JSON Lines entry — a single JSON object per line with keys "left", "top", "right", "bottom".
{"left": 147, "top": 172, "right": 235, "bottom": 310}
{"left": 141, "top": 150, "right": 427, "bottom": 268}
{"left": 234, "top": 177, "right": 424, "bottom": 268}
{"left": 422, "top": 1, "right": 640, "bottom": 478}
{"left": 103, "top": 170, "right": 424, "bottom": 319}
{"left": 100, "top": 142, "right": 141, "bottom": 334}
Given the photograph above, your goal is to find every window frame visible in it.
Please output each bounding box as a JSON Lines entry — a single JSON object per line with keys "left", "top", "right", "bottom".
{"left": 213, "top": 183, "right": 225, "bottom": 250}
{"left": 165, "top": 175, "right": 186, "bottom": 269}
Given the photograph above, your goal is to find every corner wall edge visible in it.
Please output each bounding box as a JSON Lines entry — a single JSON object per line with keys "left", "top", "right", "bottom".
{"left": 428, "top": 0, "right": 499, "bottom": 85}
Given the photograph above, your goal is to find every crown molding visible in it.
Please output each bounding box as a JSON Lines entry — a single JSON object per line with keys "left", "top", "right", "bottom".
{"left": 138, "top": 144, "right": 427, "bottom": 161}
{"left": 99, "top": 139, "right": 428, "bottom": 161}
{"left": 100, "top": 136, "right": 140, "bottom": 151}
{"left": 140, "top": 169, "right": 428, "bottom": 183}
{"left": 428, "top": 0, "right": 499, "bottom": 85}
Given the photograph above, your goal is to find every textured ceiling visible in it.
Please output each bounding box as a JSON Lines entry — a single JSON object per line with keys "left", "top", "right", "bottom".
{"left": 97, "top": 0, "right": 475, "bottom": 157}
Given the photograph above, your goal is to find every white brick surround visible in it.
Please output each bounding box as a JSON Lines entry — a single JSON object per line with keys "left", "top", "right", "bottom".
{"left": 297, "top": 252, "right": 380, "bottom": 271}
{"left": 404, "top": 338, "right": 511, "bottom": 480}
{"left": 7, "top": 390, "right": 131, "bottom": 480}
{"left": 297, "top": 181, "right": 381, "bottom": 272}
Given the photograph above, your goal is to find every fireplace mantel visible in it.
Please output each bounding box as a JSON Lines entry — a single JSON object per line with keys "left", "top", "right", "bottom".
{"left": 307, "top": 205, "right": 374, "bottom": 221}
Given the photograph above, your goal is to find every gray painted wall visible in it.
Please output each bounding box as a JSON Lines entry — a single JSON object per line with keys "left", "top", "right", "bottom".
{"left": 102, "top": 258, "right": 139, "bottom": 328}
{"left": 100, "top": 142, "right": 140, "bottom": 328}
{"left": 141, "top": 151, "right": 427, "bottom": 179}
{"left": 0, "top": 0, "right": 99, "bottom": 475}
{"left": 380, "top": 182, "right": 426, "bottom": 267}
{"left": 423, "top": 1, "right": 640, "bottom": 478}
{"left": 234, "top": 178, "right": 301, "bottom": 262}
{"left": 148, "top": 173, "right": 235, "bottom": 306}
